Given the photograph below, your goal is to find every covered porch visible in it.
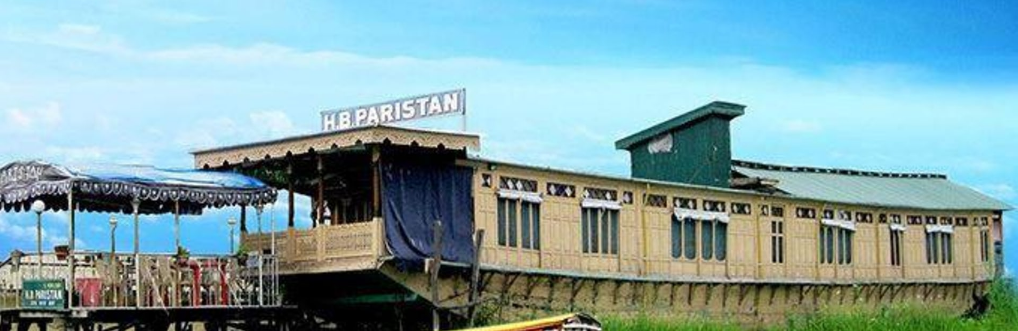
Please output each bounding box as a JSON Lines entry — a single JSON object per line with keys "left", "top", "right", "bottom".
{"left": 192, "top": 125, "right": 481, "bottom": 275}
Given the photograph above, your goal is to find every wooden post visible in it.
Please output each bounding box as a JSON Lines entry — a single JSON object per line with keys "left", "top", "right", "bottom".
{"left": 372, "top": 147, "right": 382, "bottom": 218}
{"left": 430, "top": 220, "right": 444, "bottom": 331}
{"left": 287, "top": 164, "right": 295, "bottom": 228}
{"left": 316, "top": 156, "right": 324, "bottom": 228}
{"left": 468, "top": 230, "right": 485, "bottom": 327}
{"left": 240, "top": 205, "right": 248, "bottom": 234}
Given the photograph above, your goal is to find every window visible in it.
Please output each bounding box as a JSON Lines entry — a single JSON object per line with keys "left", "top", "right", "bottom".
{"left": 676, "top": 197, "right": 697, "bottom": 210}
{"left": 796, "top": 207, "right": 817, "bottom": 219}
{"left": 819, "top": 225, "right": 853, "bottom": 265}
{"left": 671, "top": 215, "right": 726, "bottom": 261}
{"left": 497, "top": 198, "right": 542, "bottom": 250}
{"left": 703, "top": 200, "right": 726, "bottom": 212}
{"left": 926, "top": 231, "right": 953, "bottom": 264}
{"left": 497, "top": 176, "right": 541, "bottom": 250}
{"left": 980, "top": 229, "right": 991, "bottom": 262}
{"left": 820, "top": 225, "right": 835, "bottom": 264}
{"left": 771, "top": 219, "right": 785, "bottom": 264}
{"left": 645, "top": 194, "right": 667, "bottom": 208}
{"left": 671, "top": 216, "right": 682, "bottom": 258}
{"left": 732, "top": 202, "right": 751, "bottom": 215}
{"left": 520, "top": 202, "right": 540, "bottom": 249}
{"left": 683, "top": 217, "right": 697, "bottom": 259}
{"left": 715, "top": 221, "right": 728, "bottom": 261}
{"left": 702, "top": 219, "right": 714, "bottom": 260}
{"left": 889, "top": 229, "right": 903, "bottom": 266}
{"left": 771, "top": 206, "right": 785, "bottom": 218}
{"left": 581, "top": 207, "right": 619, "bottom": 255}
{"left": 907, "top": 215, "right": 923, "bottom": 225}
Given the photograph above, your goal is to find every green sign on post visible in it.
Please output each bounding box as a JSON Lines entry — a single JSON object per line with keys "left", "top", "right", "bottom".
{"left": 21, "top": 279, "right": 66, "bottom": 310}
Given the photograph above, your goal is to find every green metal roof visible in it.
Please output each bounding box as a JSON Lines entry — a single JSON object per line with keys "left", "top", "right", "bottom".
{"left": 732, "top": 160, "right": 1012, "bottom": 211}
{"left": 615, "top": 101, "right": 745, "bottom": 150}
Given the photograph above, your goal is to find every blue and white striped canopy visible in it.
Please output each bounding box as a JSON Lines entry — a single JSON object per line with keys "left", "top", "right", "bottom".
{"left": 0, "top": 161, "right": 277, "bottom": 215}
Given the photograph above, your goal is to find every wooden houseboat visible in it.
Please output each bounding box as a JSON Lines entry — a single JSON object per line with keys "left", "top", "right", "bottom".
{"left": 192, "top": 101, "right": 1009, "bottom": 328}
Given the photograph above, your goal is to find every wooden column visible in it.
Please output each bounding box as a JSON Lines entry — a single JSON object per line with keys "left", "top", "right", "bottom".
{"left": 316, "top": 156, "right": 324, "bottom": 228}
{"left": 372, "top": 146, "right": 382, "bottom": 218}
{"left": 287, "top": 164, "right": 295, "bottom": 228}
{"left": 430, "top": 220, "right": 444, "bottom": 331}
{"left": 240, "top": 205, "right": 248, "bottom": 234}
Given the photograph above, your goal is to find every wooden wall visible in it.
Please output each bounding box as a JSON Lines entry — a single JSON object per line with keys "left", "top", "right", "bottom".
{"left": 471, "top": 162, "right": 996, "bottom": 283}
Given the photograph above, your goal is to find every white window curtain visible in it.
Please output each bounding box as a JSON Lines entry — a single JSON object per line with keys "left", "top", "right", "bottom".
{"left": 821, "top": 218, "right": 856, "bottom": 231}
{"left": 925, "top": 224, "right": 954, "bottom": 234}
{"left": 673, "top": 207, "right": 730, "bottom": 223}
{"left": 889, "top": 223, "right": 907, "bottom": 232}
{"left": 498, "top": 189, "right": 543, "bottom": 204}
{"left": 581, "top": 198, "right": 621, "bottom": 210}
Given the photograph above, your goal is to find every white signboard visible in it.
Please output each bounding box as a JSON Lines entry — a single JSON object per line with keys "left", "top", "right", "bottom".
{"left": 321, "top": 89, "right": 466, "bottom": 132}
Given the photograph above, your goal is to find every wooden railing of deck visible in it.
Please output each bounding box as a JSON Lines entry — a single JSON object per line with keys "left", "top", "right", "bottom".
{"left": 241, "top": 217, "right": 385, "bottom": 275}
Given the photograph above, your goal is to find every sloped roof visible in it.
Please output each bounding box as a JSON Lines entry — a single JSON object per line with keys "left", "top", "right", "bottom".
{"left": 732, "top": 160, "right": 1012, "bottom": 211}
{"left": 0, "top": 161, "right": 277, "bottom": 215}
{"left": 615, "top": 101, "right": 745, "bottom": 150}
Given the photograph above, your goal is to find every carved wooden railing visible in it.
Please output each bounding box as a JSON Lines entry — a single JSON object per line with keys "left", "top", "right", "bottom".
{"left": 241, "top": 218, "right": 385, "bottom": 274}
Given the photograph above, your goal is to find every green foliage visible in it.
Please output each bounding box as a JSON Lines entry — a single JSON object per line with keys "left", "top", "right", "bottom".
{"left": 601, "top": 280, "right": 1018, "bottom": 331}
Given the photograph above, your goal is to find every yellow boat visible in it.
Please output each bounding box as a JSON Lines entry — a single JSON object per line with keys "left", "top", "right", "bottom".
{"left": 453, "top": 313, "right": 602, "bottom": 331}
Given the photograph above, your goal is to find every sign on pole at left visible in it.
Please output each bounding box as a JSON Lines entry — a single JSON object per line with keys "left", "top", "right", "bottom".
{"left": 320, "top": 89, "right": 466, "bottom": 132}
{"left": 21, "top": 279, "right": 66, "bottom": 310}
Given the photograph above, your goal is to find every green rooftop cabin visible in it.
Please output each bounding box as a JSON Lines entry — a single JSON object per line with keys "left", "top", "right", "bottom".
{"left": 615, "top": 101, "right": 745, "bottom": 188}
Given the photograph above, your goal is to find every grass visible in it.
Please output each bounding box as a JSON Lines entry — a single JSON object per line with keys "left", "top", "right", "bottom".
{"left": 602, "top": 279, "right": 1018, "bottom": 331}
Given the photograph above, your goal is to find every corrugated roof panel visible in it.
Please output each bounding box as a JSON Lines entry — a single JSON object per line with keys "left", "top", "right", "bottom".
{"left": 733, "top": 165, "right": 1011, "bottom": 211}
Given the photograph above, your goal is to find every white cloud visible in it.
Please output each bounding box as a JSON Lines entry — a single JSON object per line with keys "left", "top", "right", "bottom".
{"left": 149, "top": 11, "right": 215, "bottom": 24}
{"left": 779, "top": 119, "right": 823, "bottom": 134}
{"left": 977, "top": 184, "right": 1017, "bottom": 201}
{"left": 3, "top": 24, "right": 129, "bottom": 55}
{"left": 0, "top": 216, "right": 37, "bottom": 243}
{"left": 45, "top": 146, "right": 105, "bottom": 164}
{"left": 4, "top": 101, "right": 62, "bottom": 131}
{"left": 0, "top": 215, "right": 82, "bottom": 249}
{"left": 3, "top": 25, "right": 498, "bottom": 69}
{"left": 250, "top": 111, "right": 297, "bottom": 139}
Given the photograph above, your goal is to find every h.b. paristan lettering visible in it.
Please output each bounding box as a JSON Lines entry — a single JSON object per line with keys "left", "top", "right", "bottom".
{"left": 321, "top": 89, "right": 465, "bottom": 131}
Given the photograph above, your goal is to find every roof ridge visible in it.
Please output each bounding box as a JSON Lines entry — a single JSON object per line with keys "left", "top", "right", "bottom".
{"left": 732, "top": 159, "right": 948, "bottom": 180}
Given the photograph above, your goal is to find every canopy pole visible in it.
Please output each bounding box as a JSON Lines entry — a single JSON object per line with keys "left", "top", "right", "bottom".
{"left": 67, "top": 190, "right": 75, "bottom": 310}
{"left": 35, "top": 208, "right": 42, "bottom": 277}
{"left": 174, "top": 200, "right": 181, "bottom": 252}
{"left": 132, "top": 198, "right": 141, "bottom": 308}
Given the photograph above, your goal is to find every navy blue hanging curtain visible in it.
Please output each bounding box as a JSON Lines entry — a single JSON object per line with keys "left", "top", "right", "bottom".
{"left": 382, "top": 158, "right": 475, "bottom": 265}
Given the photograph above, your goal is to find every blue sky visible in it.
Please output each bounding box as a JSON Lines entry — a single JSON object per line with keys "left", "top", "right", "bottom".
{"left": 0, "top": 1, "right": 1015, "bottom": 271}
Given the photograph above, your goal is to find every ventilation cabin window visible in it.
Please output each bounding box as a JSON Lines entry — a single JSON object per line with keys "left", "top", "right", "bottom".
{"left": 496, "top": 177, "right": 541, "bottom": 250}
